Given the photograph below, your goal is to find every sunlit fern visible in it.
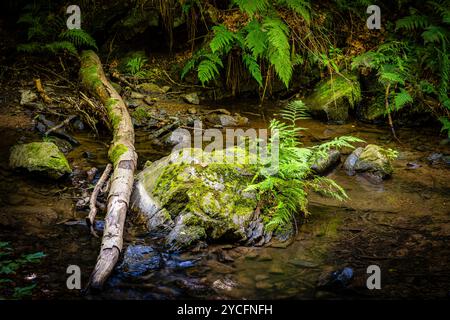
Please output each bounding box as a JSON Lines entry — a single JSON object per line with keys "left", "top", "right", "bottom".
{"left": 246, "top": 100, "right": 364, "bottom": 231}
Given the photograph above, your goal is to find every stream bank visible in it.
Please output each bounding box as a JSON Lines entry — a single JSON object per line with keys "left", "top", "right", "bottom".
{"left": 1, "top": 87, "right": 449, "bottom": 299}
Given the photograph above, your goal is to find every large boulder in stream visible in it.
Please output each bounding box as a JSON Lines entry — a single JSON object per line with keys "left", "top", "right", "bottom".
{"left": 304, "top": 73, "right": 361, "bottom": 123}
{"left": 9, "top": 142, "right": 72, "bottom": 179}
{"left": 131, "top": 148, "right": 277, "bottom": 251}
{"left": 344, "top": 144, "right": 394, "bottom": 180}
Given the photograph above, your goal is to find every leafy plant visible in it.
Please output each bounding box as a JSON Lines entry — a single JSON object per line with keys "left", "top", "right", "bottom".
{"left": 352, "top": 41, "right": 413, "bottom": 138}
{"left": 181, "top": 0, "right": 312, "bottom": 93}
{"left": 125, "top": 56, "right": 148, "bottom": 78}
{"left": 0, "top": 242, "right": 45, "bottom": 299}
{"left": 16, "top": 3, "right": 97, "bottom": 56}
{"left": 246, "top": 101, "right": 364, "bottom": 230}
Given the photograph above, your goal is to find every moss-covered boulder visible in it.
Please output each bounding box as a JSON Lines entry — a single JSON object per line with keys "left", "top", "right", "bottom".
{"left": 304, "top": 73, "right": 361, "bottom": 123}
{"left": 130, "top": 148, "right": 274, "bottom": 250}
{"left": 345, "top": 144, "right": 394, "bottom": 181}
{"left": 9, "top": 142, "right": 72, "bottom": 179}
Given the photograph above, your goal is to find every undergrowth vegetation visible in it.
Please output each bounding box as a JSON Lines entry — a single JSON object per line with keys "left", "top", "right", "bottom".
{"left": 13, "top": 0, "right": 450, "bottom": 134}
{"left": 0, "top": 242, "right": 45, "bottom": 299}
{"left": 16, "top": 3, "right": 97, "bottom": 55}
{"left": 248, "top": 101, "right": 364, "bottom": 230}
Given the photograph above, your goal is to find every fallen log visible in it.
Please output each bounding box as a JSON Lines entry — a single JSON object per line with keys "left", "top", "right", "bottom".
{"left": 80, "top": 50, "right": 137, "bottom": 289}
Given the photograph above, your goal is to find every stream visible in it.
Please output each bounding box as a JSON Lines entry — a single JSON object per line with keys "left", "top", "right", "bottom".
{"left": 1, "top": 100, "right": 449, "bottom": 300}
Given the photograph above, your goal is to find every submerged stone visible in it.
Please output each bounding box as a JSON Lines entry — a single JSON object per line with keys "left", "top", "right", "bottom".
{"left": 9, "top": 142, "right": 72, "bottom": 179}
{"left": 119, "top": 245, "right": 162, "bottom": 277}
{"left": 304, "top": 73, "right": 361, "bottom": 123}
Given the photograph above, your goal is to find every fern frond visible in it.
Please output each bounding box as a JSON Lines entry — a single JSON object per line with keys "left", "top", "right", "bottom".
{"left": 275, "top": 0, "right": 311, "bottom": 22}
{"left": 197, "top": 59, "right": 221, "bottom": 85}
{"left": 59, "top": 29, "right": 97, "bottom": 50}
{"left": 244, "top": 20, "right": 267, "bottom": 58}
{"left": 396, "top": 15, "right": 431, "bottom": 31}
{"left": 242, "top": 54, "right": 263, "bottom": 86}
{"left": 394, "top": 88, "right": 413, "bottom": 110}
{"left": 263, "top": 17, "right": 292, "bottom": 88}
{"left": 209, "top": 25, "right": 236, "bottom": 54}
{"left": 422, "top": 25, "right": 449, "bottom": 43}
{"left": 181, "top": 57, "right": 197, "bottom": 80}
{"left": 307, "top": 176, "right": 348, "bottom": 201}
{"left": 17, "top": 42, "right": 42, "bottom": 53}
{"left": 280, "top": 100, "right": 310, "bottom": 125}
{"left": 232, "top": 0, "right": 269, "bottom": 16}
{"left": 44, "top": 41, "right": 78, "bottom": 55}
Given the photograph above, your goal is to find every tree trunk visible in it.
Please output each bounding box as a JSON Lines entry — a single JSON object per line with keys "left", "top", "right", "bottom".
{"left": 79, "top": 50, "right": 137, "bottom": 289}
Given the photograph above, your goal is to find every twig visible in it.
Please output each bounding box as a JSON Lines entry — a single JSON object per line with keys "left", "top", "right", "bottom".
{"left": 34, "top": 64, "right": 75, "bottom": 87}
{"left": 86, "top": 163, "right": 113, "bottom": 238}
{"left": 162, "top": 69, "right": 213, "bottom": 89}
{"left": 44, "top": 115, "right": 77, "bottom": 136}
{"left": 34, "top": 78, "right": 52, "bottom": 104}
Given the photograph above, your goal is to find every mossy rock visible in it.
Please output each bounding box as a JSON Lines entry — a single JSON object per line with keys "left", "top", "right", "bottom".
{"left": 131, "top": 148, "right": 272, "bottom": 251}
{"left": 131, "top": 105, "right": 157, "bottom": 127}
{"left": 353, "top": 144, "right": 394, "bottom": 178}
{"left": 9, "top": 142, "right": 72, "bottom": 179}
{"left": 304, "top": 73, "right": 361, "bottom": 123}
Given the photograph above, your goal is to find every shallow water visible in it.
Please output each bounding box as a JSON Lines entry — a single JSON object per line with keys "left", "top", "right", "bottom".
{"left": 1, "top": 101, "right": 449, "bottom": 299}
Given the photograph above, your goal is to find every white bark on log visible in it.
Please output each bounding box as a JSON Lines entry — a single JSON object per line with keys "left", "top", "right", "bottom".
{"left": 80, "top": 50, "right": 137, "bottom": 289}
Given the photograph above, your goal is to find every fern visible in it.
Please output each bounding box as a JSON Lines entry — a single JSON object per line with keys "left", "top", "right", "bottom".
{"left": 263, "top": 17, "right": 292, "bottom": 88}
{"left": 59, "top": 29, "right": 98, "bottom": 50}
{"left": 396, "top": 15, "right": 431, "bottom": 31}
{"left": 422, "top": 26, "right": 449, "bottom": 43}
{"left": 44, "top": 41, "right": 78, "bottom": 55}
{"left": 394, "top": 88, "right": 413, "bottom": 110}
{"left": 197, "top": 59, "right": 221, "bottom": 85}
{"left": 244, "top": 20, "right": 267, "bottom": 58}
{"left": 242, "top": 54, "right": 263, "bottom": 86}
{"left": 247, "top": 101, "right": 363, "bottom": 231}
{"left": 17, "top": 42, "right": 42, "bottom": 53}
{"left": 126, "top": 56, "right": 148, "bottom": 77}
{"left": 280, "top": 100, "right": 310, "bottom": 125}
{"left": 232, "top": 0, "right": 269, "bottom": 16}
{"left": 275, "top": 0, "right": 311, "bottom": 22}
{"left": 439, "top": 117, "right": 450, "bottom": 137}
{"left": 209, "top": 25, "right": 236, "bottom": 54}
{"left": 181, "top": 57, "right": 197, "bottom": 80}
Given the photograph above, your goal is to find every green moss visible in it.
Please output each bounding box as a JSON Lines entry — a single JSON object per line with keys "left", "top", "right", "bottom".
{"left": 9, "top": 142, "right": 71, "bottom": 179}
{"left": 305, "top": 73, "right": 361, "bottom": 122}
{"left": 108, "top": 143, "right": 128, "bottom": 166}
{"left": 80, "top": 64, "right": 102, "bottom": 91}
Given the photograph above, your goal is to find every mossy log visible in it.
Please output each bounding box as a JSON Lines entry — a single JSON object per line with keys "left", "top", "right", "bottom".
{"left": 80, "top": 50, "right": 137, "bottom": 289}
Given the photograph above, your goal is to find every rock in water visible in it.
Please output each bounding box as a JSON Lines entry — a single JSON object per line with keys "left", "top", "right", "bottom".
{"left": 130, "top": 148, "right": 277, "bottom": 250}
{"left": 9, "top": 142, "right": 72, "bottom": 179}
{"left": 206, "top": 114, "right": 249, "bottom": 127}
{"left": 304, "top": 73, "right": 361, "bottom": 123}
{"left": 182, "top": 92, "right": 200, "bottom": 105}
{"left": 343, "top": 147, "right": 364, "bottom": 176}
{"left": 137, "top": 82, "right": 165, "bottom": 94}
{"left": 344, "top": 144, "right": 394, "bottom": 179}
{"left": 119, "top": 245, "right": 162, "bottom": 277}
{"left": 311, "top": 149, "right": 341, "bottom": 174}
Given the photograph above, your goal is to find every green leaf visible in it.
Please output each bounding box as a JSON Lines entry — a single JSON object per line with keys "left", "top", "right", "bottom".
{"left": 232, "top": 0, "right": 269, "bottom": 16}
{"left": 242, "top": 54, "right": 263, "bottom": 86}
{"left": 210, "top": 25, "right": 236, "bottom": 54}
{"left": 244, "top": 20, "right": 267, "bottom": 58}
{"left": 20, "top": 252, "right": 46, "bottom": 263}
{"left": 263, "top": 17, "right": 292, "bottom": 88}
